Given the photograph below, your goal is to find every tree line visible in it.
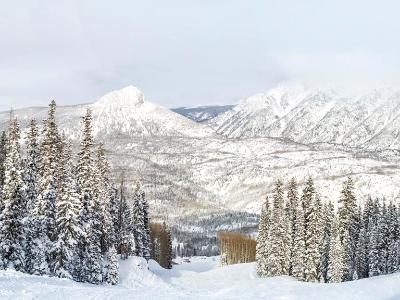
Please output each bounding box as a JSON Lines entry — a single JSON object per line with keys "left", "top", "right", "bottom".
{"left": 219, "top": 232, "right": 256, "bottom": 265}
{"left": 256, "top": 177, "right": 400, "bottom": 283}
{"left": 0, "top": 101, "right": 151, "bottom": 285}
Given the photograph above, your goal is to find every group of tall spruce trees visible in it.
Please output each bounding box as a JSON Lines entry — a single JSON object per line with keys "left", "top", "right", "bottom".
{"left": 0, "top": 101, "right": 151, "bottom": 284}
{"left": 256, "top": 177, "right": 400, "bottom": 283}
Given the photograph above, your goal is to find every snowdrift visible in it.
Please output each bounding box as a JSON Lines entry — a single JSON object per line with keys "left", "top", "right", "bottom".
{"left": 0, "top": 256, "right": 399, "bottom": 299}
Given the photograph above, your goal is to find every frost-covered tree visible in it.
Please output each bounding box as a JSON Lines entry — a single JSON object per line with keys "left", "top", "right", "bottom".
{"left": 304, "top": 191, "right": 323, "bottom": 282}
{"left": 94, "top": 144, "right": 113, "bottom": 254}
{"left": 256, "top": 197, "right": 270, "bottom": 277}
{"left": 338, "top": 177, "right": 358, "bottom": 280}
{"left": 0, "top": 131, "right": 7, "bottom": 201}
{"left": 286, "top": 178, "right": 298, "bottom": 276}
{"left": 267, "top": 180, "right": 289, "bottom": 276}
{"left": 0, "top": 118, "right": 27, "bottom": 271}
{"left": 105, "top": 245, "right": 119, "bottom": 285}
{"left": 292, "top": 190, "right": 306, "bottom": 280}
{"left": 23, "top": 119, "right": 41, "bottom": 274}
{"left": 132, "top": 181, "right": 151, "bottom": 259}
{"left": 328, "top": 217, "right": 345, "bottom": 283}
{"left": 53, "top": 138, "right": 83, "bottom": 279}
{"left": 37, "top": 100, "right": 60, "bottom": 239}
{"left": 320, "top": 200, "right": 334, "bottom": 282}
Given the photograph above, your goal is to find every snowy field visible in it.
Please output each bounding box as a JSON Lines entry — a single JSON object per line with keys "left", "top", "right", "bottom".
{"left": 0, "top": 256, "right": 399, "bottom": 300}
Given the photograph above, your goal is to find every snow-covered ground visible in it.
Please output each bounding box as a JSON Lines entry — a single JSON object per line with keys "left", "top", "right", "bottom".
{"left": 1, "top": 256, "right": 399, "bottom": 300}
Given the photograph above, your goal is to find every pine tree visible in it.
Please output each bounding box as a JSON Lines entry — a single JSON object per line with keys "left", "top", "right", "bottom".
{"left": 320, "top": 200, "right": 334, "bottom": 282}
{"left": 77, "top": 108, "right": 95, "bottom": 226}
{"left": 0, "top": 131, "right": 7, "bottom": 202}
{"left": 304, "top": 191, "right": 323, "bottom": 282}
{"left": 53, "top": 138, "right": 83, "bottom": 278}
{"left": 0, "top": 118, "right": 27, "bottom": 271}
{"left": 94, "top": 144, "right": 113, "bottom": 255}
{"left": 292, "top": 189, "right": 306, "bottom": 280}
{"left": 35, "top": 101, "right": 60, "bottom": 272}
{"left": 338, "top": 177, "right": 358, "bottom": 281}
{"left": 132, "top": 182, "right": 145, "bottom": 257}
{"left": 105, "top": 245, "right": 119, "bottom": 285}
{"left": 23, "top": 119, "right": 40, "bottom": 273}
{"left": 328, "top": 217, "right": 345, "bottom": 283}
{"left": 286, "top": 178, "right": 298, "bottom": 276}
{"left": 256, "top": 197, "right": 270, "bottom": 277}
{"left": 160, "top": 222, "right": 173, "bottom": 269}
{"left": 267, "top": 180, "right": 289, "bottom": 276}
{"left": 118, "top": 175, "right": 134, "bottom": 259}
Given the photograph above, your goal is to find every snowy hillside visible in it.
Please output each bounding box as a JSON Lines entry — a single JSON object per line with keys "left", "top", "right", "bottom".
{"left": 1, "top": 256, "right": 399, "bottom": 300}
{"left": 210, "top": 84, "right": 400, "bottom": 150}
{"left": 2, "top": 85, "right": 400, "bottom": 216}
{"left": 0, "top": 86, "right": 215, "bottom": 139}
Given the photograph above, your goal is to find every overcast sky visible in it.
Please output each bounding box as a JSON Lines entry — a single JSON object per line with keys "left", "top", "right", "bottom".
{"left": 1, "top": 0, "right": 400, "bottom": 111}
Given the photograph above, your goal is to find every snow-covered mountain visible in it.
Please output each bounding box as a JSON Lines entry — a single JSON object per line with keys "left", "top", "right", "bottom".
{"left": 0, "top": 86, "right": 214, "bottom": 140}
{"left": 209, "top": 84, "right": 400, "bottom": 150}
{"left": 1, "top": 85, "right": 400, "bottom": 217}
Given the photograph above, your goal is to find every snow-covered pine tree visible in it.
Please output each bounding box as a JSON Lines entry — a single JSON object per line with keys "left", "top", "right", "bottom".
{"left": 304, "top": 191, "right": 323, "bottom": 282}
{"left": 286, "top": 178, "right": 298, "bottom": 276}
{"left": 0, "top": 130, "right": 7, "bottom": 202}
{"left": 355, "top": 225, "right": 368, "bottom": 279}
{"left": 256, "top": 197, "right": 270, "bottom": 277}
{"left": 136, "top": 181, "right": 151, "bottom": 260}
{"left": 94, "top": 144, "right": 113, "bottom": 255}
{"left": 0, "top": 118, "right": 27, "bottom": 271}
{"left": 118, "top": 175, "right": 135, "bottom": 259}
{"left": 328, "top": 217, "right": 345, "bottom": 283}
{"left": 368, "top": 201, "right": 382, "bottom": 277}
{"left": 35, "top": 100, "right": 60, "bottom": 272}
{"left": 267, "top": 180, "right": 290, "bottom": 276}
{"left": 23, "top": 119, "right": 40, "bottom": 274}
{"left": 338, "top": 176, "right": 358, "bottom": 281}
{"left": 387, "top": 202, "right": 399, "bottom": 274}
{"left": 77, "top": 108, "right": 96, "bottom": 226}
{"left": 292, "top": 186, "right": 306, "bottom": 280}
{"left": 132, "top": 181, "right": 145, "bottom": 257}
{"left": 77, "top": 109, "right": 104, "bottom": 284}
{"left": 320, "top": 200, "right": 334, "bottom": 282}
{"left": 105, "top": 245, "right": 119, "bottom": 285}
{"left": 53, "top": 137, "right": 83, "bottom": 279}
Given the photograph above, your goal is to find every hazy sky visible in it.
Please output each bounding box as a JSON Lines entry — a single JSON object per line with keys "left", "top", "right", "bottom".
{"left": 1, "top": 0, "right": 400, "bottom": 111}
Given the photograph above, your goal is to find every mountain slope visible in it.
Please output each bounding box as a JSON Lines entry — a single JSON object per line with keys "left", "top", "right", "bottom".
{"left": 0, "top": 86, "right": 215, "bottom": 139}
{"left": 172, "top": 105, "right": 234, "bottom": 123}
{"left": 210, "top": 85, "right": 400, "bottom": 150}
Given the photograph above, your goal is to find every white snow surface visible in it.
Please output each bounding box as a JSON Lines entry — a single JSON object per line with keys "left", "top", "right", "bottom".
{"left": 0, "top": 256, "right": 399, "bottom": 300}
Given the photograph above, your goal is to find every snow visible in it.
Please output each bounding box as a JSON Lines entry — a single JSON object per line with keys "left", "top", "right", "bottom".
{"left": 0, "top": 256, "right": 399, "bottom": 299}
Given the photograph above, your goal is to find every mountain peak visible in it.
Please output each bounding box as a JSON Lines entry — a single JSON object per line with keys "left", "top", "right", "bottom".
{"left": 94, "top": 85, "right": 145, "bottom": 107}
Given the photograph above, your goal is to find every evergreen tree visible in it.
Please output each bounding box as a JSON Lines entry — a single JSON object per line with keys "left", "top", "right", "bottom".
{"left": 286, "top": 178, "right": 298, "bottom": 276}
{"left": 105, "top": 245, "right": 119, "bottom": 285}
{"left": 53, "top": 138, "right": 82, "bottom": 279}
{"left": 267, "top": 180, "right": 289, "bottom": 276}
{"left": 338, "top": 177, "right": 358, "bottom": 281}
{"left": 23, "top": 119, "right": 40, "bottom": 273}
{"left": 0, "top": 119, "right": 26, "bottom": 271}
{"left": 256, "top": 197, "right": 270, "bottom": 277}
{"left": 320, "top": 200, "right": 334, "bottom": 282}
{"left": 328, "top": 217, "right": 345, "bottom": 283}
{"left": 94, "top": 144, "right": 113, "bottom": 254}
{"left": 292, "top": 187, "right": 306, "bottom": 280}
{"left": 304, "top": 191, "right": 323, "bottom": 282}
{"left": 0, "top": 131, "right": 7, "bottom": 203}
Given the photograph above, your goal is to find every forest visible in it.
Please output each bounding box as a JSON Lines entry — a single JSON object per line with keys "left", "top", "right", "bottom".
{"left": 0, "top": 101, "right": 172, "bottom": 285}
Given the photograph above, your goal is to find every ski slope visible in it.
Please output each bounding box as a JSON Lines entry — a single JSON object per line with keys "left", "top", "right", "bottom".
{"left": 0, "top": 256, "right": 399, "bottom": 300}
